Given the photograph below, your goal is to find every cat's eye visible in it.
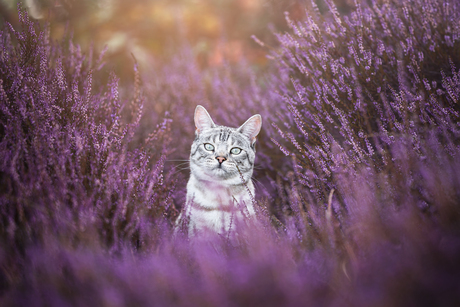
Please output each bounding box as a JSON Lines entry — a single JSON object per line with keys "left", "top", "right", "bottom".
{"left": 204, "top": 143, "right": 214, "bottom": 151}
{"left": 230, "top": 147, "right": 242, "bottom": 155}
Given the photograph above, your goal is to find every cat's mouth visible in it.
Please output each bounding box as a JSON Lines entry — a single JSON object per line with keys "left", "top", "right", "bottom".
{"left": 203, "top": 161, "right": 237, "bottom": 177}
{"left": 214, "top": 165, "right": 226, "bottom": 172}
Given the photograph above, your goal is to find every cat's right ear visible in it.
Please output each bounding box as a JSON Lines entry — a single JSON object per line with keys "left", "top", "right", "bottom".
{"left": 194, "top": 105, "right": 216, "bottom": 133}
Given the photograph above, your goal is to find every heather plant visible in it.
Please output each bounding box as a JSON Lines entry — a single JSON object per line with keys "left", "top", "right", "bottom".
{"left": 268, "top": 0, "right": 460, "bottom": 204}
{"left": 2, "top": 150, "right": 460, "bottom": 306}
{"left": 1, "top": 1, "right": 460, "bottom": 306}
{"left": 0, "top": 7, "right": 174, "bottom": 256}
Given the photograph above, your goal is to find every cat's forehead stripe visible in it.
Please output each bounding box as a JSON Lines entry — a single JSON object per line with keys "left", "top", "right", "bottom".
{"left": 219, "top": 128, "right": 232, "bottom": 142}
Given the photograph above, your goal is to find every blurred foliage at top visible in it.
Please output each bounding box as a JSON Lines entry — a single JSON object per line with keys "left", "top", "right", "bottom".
{"left": 0, "top": 0, "right": 353, "bottom": 78}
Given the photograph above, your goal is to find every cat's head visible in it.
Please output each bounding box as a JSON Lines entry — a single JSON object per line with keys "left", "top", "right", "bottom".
{"left": 190, "top": 105, "right": 262, "bottom": 185}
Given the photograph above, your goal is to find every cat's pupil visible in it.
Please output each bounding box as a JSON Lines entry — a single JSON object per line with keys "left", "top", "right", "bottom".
{"left": 204, "top": 143, "right": 214, "bottom": 151}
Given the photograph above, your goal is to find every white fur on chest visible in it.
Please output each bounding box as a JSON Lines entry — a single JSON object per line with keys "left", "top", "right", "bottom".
{"left": 184, "top": 174, "right": 255, "bottom": 235}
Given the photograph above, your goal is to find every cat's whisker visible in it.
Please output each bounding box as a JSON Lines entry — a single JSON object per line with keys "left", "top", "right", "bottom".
{"left": 165, "top": 159, "right": 190, "bottom": 162}
{"left": 166, "top": 161, "right": 189, "bottom": 167}
{"left": 167, "top": 161, "right": 192, "bottom": 176}
{"left": 168, "top": 162, "right": 190, "bottom": 169}
{"left": 169, "top": 166, "right": 191, "bottom": 174}
{"left": 251, "top": 178, "right": 269, "bottom": 192}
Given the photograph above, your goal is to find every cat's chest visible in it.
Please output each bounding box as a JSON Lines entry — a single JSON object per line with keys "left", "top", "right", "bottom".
{"left": 184, "top": 176, "right": 255, "bottom": 235}
{"left": 187, "top": 209, "right": 239, "bottom": 234}
{"left": 188, "top": 185, "right": 233, "bottom": 208}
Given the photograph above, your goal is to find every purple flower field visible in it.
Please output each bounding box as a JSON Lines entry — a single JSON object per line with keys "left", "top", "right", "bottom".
{"left": 1, "top": 1, "right": 460, "bottom": 306}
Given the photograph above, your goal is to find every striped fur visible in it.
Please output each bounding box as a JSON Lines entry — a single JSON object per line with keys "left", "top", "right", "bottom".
{"left": 179, "top": 105, "right": 262, "bottom": 236}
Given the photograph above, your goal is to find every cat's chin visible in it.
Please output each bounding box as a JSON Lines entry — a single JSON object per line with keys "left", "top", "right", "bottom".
{"left": 194, "top": 168, "right": 238, "bottom": 182}
{"left": 212, "top": 167, "right": 234, "bottom": 177}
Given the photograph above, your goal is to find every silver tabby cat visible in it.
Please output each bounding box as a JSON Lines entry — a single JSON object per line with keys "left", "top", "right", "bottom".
{"left": 179, "top": 105, "right": 262, "bottom": 236}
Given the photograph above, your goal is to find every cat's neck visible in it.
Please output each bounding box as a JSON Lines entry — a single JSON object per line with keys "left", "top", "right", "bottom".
{"left": 189, "top": 173, "right": 248, "bottom": 196}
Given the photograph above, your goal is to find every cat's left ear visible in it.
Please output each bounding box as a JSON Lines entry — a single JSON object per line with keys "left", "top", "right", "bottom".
{"left": 237, "top": 114, "right": 262, "bottom": 144}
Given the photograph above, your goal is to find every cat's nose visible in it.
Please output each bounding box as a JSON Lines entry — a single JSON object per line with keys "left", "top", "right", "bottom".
{"left": 216, "top": 156, "right": 227, "bottom": 164}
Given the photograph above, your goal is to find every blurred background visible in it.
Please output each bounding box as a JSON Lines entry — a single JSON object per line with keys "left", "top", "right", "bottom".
{"left": 0, "top": 0, "right": 353, "bottom": 79}
{"left": 0, "top": 0, "right": 357, "bottom": 211}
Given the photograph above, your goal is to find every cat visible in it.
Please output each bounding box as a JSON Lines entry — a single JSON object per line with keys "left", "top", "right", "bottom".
{"left": 177, "top": 105, "right": 262, "bottom": 236}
